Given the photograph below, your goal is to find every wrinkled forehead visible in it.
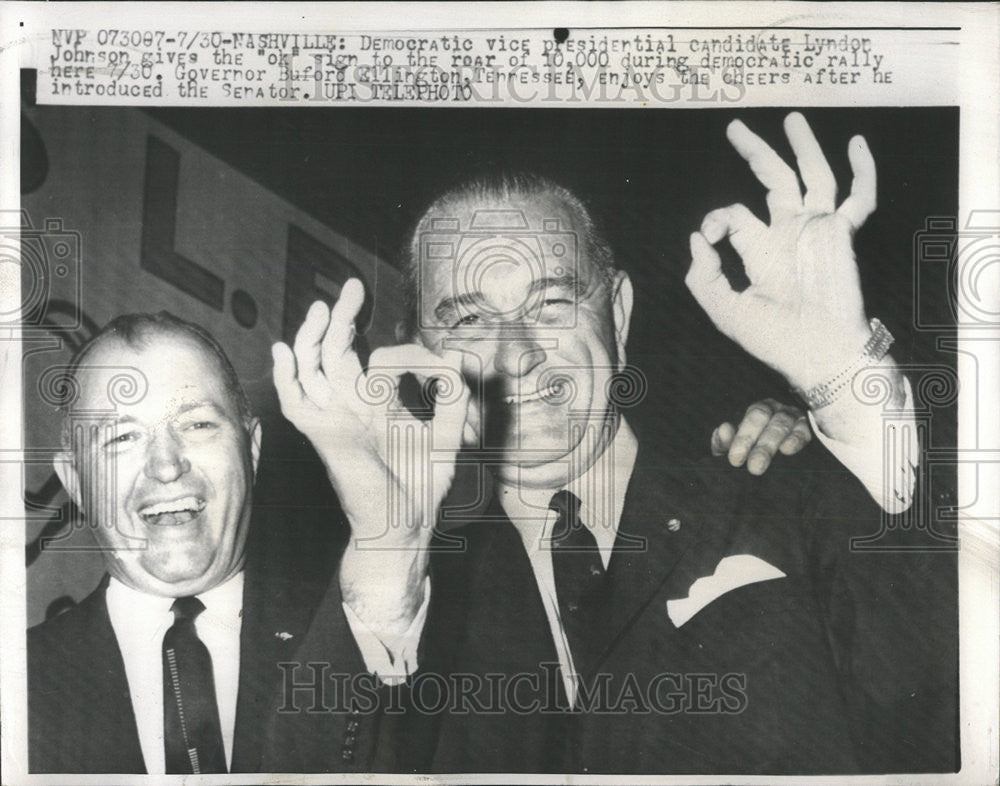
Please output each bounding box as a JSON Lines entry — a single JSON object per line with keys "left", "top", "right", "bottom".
{"left": 415, "top": 193, "right": 595, "bottom": 306}
{"left": 69, "top": 332, "right": 231, "bottom": 414}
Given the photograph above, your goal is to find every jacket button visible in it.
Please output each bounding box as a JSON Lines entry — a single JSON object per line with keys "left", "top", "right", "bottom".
{"left": 346, "top": 719, "right": 360, "bottom": 733}
{"left": 344, "top": 734, "right": 357, "bottom": 746}
{"left": 341, "top": 747, "right": 354, "bottom": 762}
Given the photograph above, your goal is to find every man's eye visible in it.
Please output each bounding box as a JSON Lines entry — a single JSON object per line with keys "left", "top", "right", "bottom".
{"left": 542, "top": 298, "right": 572, "bottom": 308}
{"left": 104, "top": 432, "right": 137, "bottom": 448}
{"left": 188, "top": 421, "right": 218, "bottom": 431}
{"left": 453, "top": 313, "right": 481, "bottom": 328}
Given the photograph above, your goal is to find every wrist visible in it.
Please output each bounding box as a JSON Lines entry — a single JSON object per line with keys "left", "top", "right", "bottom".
{"left": 810, "top": 359, "right": 906, "bottom": 442}
{"left": 340, "top": 545, "right": 429, "bottom": 635}
{"left": 793, "top": 318, "right": 895, "bottom": 408}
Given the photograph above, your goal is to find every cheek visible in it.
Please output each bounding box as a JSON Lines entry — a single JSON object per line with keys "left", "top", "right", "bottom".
{"left": 575, "top": 312, "right": 619, "bottom": 367}
{"left": 201, "top": 444, "right": 253, "bottom": 509}
{"left": 91, "top": 525, "right": 128, "bottom": 554}
{"left": 84, "top": 454, "right": 139, "bottom": 506}
{"left": 460, "top": 350, "right": 490, "bottom": 381}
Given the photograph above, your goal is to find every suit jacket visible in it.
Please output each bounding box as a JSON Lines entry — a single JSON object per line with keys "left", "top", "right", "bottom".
{"left": 417, "top": 442, "right": 958, "bottom": 774}
{"left": 260, "top": 574, "right": 428, "bottom": 773}
{"left": 27, "top": 560, "right": 325, "bottom": 773}
{"left": 257, "top": 441, "right": 958, "bottom": 775}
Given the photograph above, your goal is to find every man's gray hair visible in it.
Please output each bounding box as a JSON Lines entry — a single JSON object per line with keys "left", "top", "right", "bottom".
{"left": 399, "top": 172, "right": 617, "bottom": 335}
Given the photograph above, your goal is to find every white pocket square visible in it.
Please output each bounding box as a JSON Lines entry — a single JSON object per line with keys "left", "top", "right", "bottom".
{"left": 667, "top": 554, "right": 786, "bottom": 628}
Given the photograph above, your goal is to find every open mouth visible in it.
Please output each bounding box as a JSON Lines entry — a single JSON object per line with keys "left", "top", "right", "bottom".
{"left": 138, "top": 496, "right": 206, "bottom": 526}
{"left": 504, "top": 383, "right": 563, "bottom": 406}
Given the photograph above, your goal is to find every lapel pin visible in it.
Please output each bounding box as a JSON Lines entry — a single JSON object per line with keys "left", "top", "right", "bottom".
{"left": 666, "top": 518, "right": 681, "bottom": 532}
{"left": 275, "top": 631, "right": 294, "bottom": 641}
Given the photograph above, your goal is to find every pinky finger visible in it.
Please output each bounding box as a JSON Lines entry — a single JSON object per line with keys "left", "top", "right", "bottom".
{"left": 711, "top": 422, "right": 735, "bottom": 456}
{"left": 778, "top": 417, "right": 813, "bottom": 455}
{"left": 838, "top": 135, "right": 877, "bottom": 229}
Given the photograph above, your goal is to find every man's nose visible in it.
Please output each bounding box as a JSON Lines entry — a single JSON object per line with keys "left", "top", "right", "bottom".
{"left": 143, "top": 430, "right": 191, "bottom": 482}
{"left": 492, "top": 324, "right": 547, "bottom": 378}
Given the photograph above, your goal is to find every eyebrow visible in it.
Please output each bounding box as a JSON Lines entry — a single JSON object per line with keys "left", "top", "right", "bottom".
{"left": 173, "top": 401, "right": 228, "bottom": 418}
{"left": 527, "top": 274, "right": 583, "bottom": 298}
{"left": 88, "top": 401, "right": 227, "bottom": 428}
{"left": 434, "top": 291, "right": 487, "bottom": 323}
{"left": 90, "top": 414, "right": 138, "bottom": 429}
{"left": 433, "top": 274, "right": 583, "bottom": 323}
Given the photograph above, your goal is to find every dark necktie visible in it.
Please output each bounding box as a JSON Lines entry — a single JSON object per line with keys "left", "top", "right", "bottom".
{"left": 549, "top": 489, "right": 606, "bottom": 688}
{"left": 162, "top": 596, "right": 227, "bottom": 774}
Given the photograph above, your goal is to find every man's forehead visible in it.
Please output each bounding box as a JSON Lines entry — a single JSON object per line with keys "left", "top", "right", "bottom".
{"left": 417, "top": 192, "right": 594, "bottom": 299}
{"left": 70, "top": 332, "right": 227, "bottom": 410}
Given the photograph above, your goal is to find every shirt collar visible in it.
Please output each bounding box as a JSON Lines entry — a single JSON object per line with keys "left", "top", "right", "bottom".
{"left": 106, "top": 570, "right": 245, "bottom": 630}
{"left": 197, "top": 571, "right": 245, "bottom": 622}
{"left": 497, "top": 418, "right": 639, "bottom": 560}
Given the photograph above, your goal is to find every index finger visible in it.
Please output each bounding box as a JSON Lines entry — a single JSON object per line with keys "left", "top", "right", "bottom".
{"left": 360, "top": 344, "right": 465, "bottom": 407}
{"left": 727, "top": 119, "right": 802, "bottom": 214}
{"left": 428, "top": 350, "right": 471, "bottom": 455}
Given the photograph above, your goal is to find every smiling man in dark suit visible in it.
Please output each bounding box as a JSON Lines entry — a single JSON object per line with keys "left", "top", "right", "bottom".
{"left": 266, "top": 112, "right": 955, "bottom": 775}
{"left": 27, "top": 313, "right": 373, "bottom": 774}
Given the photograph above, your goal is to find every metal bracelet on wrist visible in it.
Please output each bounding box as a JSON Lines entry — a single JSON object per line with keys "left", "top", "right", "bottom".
{"left": 796, "top": 318, "right": 894, "bottom": 410}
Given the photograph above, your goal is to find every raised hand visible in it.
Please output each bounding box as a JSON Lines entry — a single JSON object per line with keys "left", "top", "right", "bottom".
{"left": 272, "top": 279, "right": 470, "bottom": 628}
{"left": 711, "top": 398, "right": 812, "bottom": 475}
{"left": 686, "top": 112, "right": 877, "bottom": 394}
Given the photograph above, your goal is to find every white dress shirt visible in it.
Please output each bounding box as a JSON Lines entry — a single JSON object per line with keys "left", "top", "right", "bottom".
{"left": 105, "top": 572, "right": 244, "bottom": 774}
{"left": 809, "top": 376, "right": 919, "bottom": 514}
{"left": 342, "top": 576, "right": 431, "bottom": 685}
{"left": 498, "top": 419, "right": 639, "bottom": 707}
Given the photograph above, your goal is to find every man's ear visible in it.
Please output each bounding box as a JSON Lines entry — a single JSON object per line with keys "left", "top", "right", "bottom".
{"left": 53, "top": 451, "right": 82, "bottom": 508}
{"left": 248, "top": 417, "right": 263, "bottom": 477}
{"left": 611, "top": 270, "right": 634, "bottom": 369}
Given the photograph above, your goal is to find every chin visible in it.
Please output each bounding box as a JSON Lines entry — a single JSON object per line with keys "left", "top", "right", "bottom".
{"left": 501, "top": 441, "right": 567, "bottom": 465}
{"left": 144, "top": 553, "right": 217, "bottom": 587}
{"left": 496, "top": 452, "right": 572, "bottom": 485}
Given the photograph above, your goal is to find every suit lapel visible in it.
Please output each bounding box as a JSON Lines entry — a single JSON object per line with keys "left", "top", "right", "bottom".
{"left": 593, "top": 447, "right": 718, "bottom": 667}
{"left": 230, "top": 566, "right": 326, "bottom": 772}
{"left": 44, "top": 577, "right": 147, "bottom": 772}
